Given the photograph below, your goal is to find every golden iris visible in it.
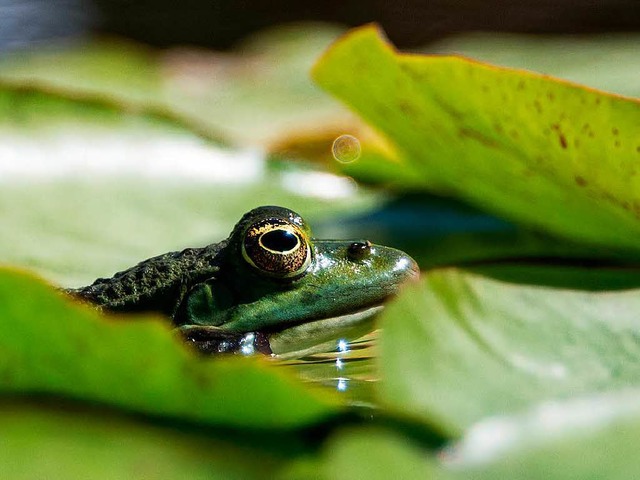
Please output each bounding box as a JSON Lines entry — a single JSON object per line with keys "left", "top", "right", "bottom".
{"left": 242, "top": 219, "right": 311, "bottom": 277}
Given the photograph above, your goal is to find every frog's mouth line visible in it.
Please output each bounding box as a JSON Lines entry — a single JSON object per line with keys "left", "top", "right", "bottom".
{"left": 178, "top": 300, "right": 388, "bottom": 356}
{"left": 272, "top": 303, "right": 384, "bottom": 336}
{"left": 266, "top": 304, "right": 385, "bottom": 356}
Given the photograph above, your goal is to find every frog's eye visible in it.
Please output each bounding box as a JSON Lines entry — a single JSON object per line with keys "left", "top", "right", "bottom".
{"left": 242, "top": 219, "right": 311, "bottom": 278}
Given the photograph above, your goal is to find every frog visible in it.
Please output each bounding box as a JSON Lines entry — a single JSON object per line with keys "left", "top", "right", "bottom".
{"left": 66, "top": 206, "right": 419, "bottom": 356}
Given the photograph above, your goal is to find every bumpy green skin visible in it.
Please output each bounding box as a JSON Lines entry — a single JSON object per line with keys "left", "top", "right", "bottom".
{"left": 68, "top": 243, "right": 225, "bottom": 317}
{"left": 68, "top": 206, "right": 419, "bottom": 354}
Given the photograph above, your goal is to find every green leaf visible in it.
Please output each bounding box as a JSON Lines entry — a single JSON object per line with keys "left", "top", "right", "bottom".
{"left": 448, "top": 390, "right": 640, "bottom": 479}
{"left": 0, "top": 268, "right": 340, "bottom": 428}
{"left": 0, "top": 25, "right": 351, "bottom": 146}
{"left": 320, "top": 428, "right": 443, "bottom": 480}
{"left": 0, "top": 40, "right": 163, "bottom": 105}
{"left": 378, "top": 269, "right": 640, "bottom": 436}
{"left": 284, "top": 397, "right": 640, "bottom": 480}
{"left": 313, "top": 26, "right": 640, "bottom": 250}
{"left": 0, "top": 400, "right": 283, "bottom": 480}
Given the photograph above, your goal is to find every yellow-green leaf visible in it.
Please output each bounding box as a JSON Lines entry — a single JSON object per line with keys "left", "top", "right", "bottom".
{"left": 313, "top": 26, "right": 640, "bottom": 250}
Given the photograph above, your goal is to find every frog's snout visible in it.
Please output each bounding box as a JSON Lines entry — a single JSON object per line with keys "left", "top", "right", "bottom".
{"left": 405, "top": 256, "right": 421, "bottom": 283}
{"left": 393, "top": 251, "right": 421, "bottom": 285}
{"left": 345, "top": 239, "right": 420, "bottom": 286}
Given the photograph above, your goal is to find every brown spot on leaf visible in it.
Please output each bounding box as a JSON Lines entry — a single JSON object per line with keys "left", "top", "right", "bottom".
{"left": 575, "top": 176, "right": 587, "bottom": 187}
{"left": 459, "top": 128, "right": 499, "bottom": 148}
{"left": 432, "top": 96, "right": 464, "bottom": 120}
{"left": 400, "top": 64, "right": 420, "bottom": 79}
{"left": 398, "top": 101, "right": 416, "bottom": 115}
{"left": 612, "top": 128, "right": 619, "bottom": 135}
{"left": 533, "top": 100, "right": 542, "bottom": 113}
{"left": 551, "top": 123, "right": 567, "bottom": 149}
{"left": 559, "top": 134, "right": 567, "bottom": 149}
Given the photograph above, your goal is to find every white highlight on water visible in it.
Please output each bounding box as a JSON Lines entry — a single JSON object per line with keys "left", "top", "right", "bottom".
{"left": 337, "top": 378, "right": 348, "bottom": 392}
{"left": 337, "top": 338, "right": 349, "bottom": 353}
{"left": 240, "top": 333, "right": 256, "bottom": 355}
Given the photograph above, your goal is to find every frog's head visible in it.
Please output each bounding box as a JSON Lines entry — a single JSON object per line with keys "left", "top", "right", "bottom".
{"left": 178, "top": 206, "right": 419, "bottom": 354}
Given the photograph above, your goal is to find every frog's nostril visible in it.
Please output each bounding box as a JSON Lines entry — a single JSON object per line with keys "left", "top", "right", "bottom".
{"left": 347, "top": 240, "right": 372, "bottom": 261}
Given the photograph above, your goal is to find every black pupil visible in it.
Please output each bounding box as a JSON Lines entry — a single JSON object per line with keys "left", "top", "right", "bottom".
{"left": 261, "top": 229, "right": 298, "bottom": 252}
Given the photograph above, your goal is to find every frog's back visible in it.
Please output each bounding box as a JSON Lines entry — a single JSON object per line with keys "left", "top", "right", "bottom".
{"left": 68, "top": 241, "right": 227, "bottom": 317}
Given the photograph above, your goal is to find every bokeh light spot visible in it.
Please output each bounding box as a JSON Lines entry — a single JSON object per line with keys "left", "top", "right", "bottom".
{"left": 332, "top": 134, "right": 361, "bottom": 163}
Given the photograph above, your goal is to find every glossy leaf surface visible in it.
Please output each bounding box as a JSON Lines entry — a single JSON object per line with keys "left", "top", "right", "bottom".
{"left": 313, "top": 26, "right": 640, "bottom": 250}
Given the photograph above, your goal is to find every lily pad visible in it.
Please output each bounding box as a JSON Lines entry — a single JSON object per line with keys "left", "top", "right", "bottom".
{"left": 0, "top": 24, "right": 352, "bottom": 147}
{"left": 0, "top": 399, "right": 282, "bottom": 480}
{"left": 447, "top": 389, "right": 640, "bottom": 476}
{"left": 320, "top": 428, "right": 442, "bottom": 479}
{"left": 379, "top": 269, "right": 640, "bottom": 436}
{"left": 313, "top": 26, "right": 640, "bottom": 251}
{"left": 459, "top": 419, "right": 640, "bottom": 480}
{"left": 0, "top": 268, "right": 340, "bottom": 428}
{"left": 295, "top": 401, "right": 640, "bottom": 480}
